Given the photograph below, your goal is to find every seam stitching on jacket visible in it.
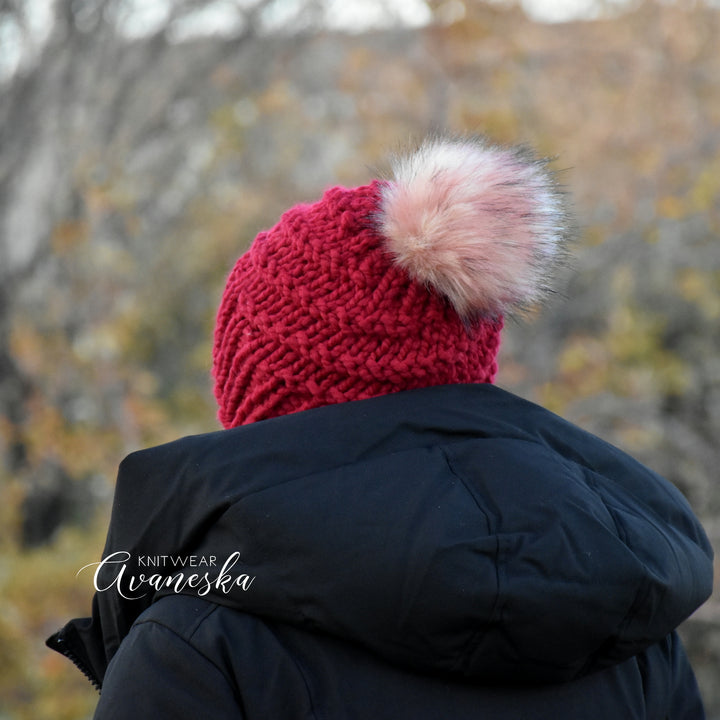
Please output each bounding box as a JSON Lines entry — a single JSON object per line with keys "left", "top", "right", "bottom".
{"left": 261, "top": 621, "right": 319, "bottom": 720}
{"left": 581, "top": 471, "right": 652, "bottom": 641}
{"left": 134, "top": 612, "right": 245, "bottom": 712}
{"left": 228, "top": 438, "right": 479, "bottom": 507}
{"left": 440, "top": 446, "right": 504, "bottom": 674}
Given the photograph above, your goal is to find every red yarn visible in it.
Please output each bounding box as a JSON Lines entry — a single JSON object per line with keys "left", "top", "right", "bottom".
{"left": 213, "top": 181, "right": 503, "bottom": 428}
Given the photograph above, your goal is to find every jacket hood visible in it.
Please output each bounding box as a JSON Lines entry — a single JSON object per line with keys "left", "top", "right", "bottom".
{"left": 47, "top": 384, "right": 713, "bottom": 688}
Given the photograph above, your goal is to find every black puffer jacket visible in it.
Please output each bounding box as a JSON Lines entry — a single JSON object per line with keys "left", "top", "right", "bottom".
{"left": 48, "top": 384, "right": 713, "bottom": 719}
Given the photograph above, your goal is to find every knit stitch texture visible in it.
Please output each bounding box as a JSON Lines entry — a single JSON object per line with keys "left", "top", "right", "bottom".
{"left": 213, "top": 181, "right": 502, "bottom": 427}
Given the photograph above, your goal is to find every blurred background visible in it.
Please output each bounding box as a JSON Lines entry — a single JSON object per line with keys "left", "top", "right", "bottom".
{"left": 0, "top": 0, "right": 718, "bottom": 717}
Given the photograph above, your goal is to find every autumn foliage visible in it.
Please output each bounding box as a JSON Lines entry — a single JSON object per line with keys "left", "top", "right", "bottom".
{"left": 0, "top": 0, "right": 718, "bottom": 716}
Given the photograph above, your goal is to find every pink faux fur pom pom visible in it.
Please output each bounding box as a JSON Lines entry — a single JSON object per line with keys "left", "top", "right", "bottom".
{"left": 379, "top": 136, "right": 570, "bottom": 319}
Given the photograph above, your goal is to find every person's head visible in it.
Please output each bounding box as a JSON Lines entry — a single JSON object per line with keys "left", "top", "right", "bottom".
{"left": 213, "top": 135, "right": 570, "bottom": 428}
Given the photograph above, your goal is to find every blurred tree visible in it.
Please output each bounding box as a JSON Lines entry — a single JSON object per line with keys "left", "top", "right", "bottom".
{"left": 0, "top": 0, "right": 289, "bottom": 547}
{"left": 1, "top": 0, "right": 719, "bottom": 717}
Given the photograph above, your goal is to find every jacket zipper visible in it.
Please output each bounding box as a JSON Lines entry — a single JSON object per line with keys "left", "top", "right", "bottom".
{"left": 48, "top": 633, "right": 102, "bottom": 692}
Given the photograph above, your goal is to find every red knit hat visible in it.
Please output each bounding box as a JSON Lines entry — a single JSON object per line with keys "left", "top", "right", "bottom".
{"left": 213, "top": 136, "right": 569, "bottom": 428}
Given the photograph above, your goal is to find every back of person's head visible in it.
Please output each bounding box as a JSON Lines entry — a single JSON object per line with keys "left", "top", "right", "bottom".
{"left": 213, "top": 135, "right": 571, "bottom": 428}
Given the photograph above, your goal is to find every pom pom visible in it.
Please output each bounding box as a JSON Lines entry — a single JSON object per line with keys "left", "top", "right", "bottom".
{"left": 379, "top": 136, "right": 570, "bottom": 319}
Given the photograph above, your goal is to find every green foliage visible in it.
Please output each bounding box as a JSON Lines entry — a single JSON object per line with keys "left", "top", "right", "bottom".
{"left": 0, "top": 523, "right": 106, "bottom": 719}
